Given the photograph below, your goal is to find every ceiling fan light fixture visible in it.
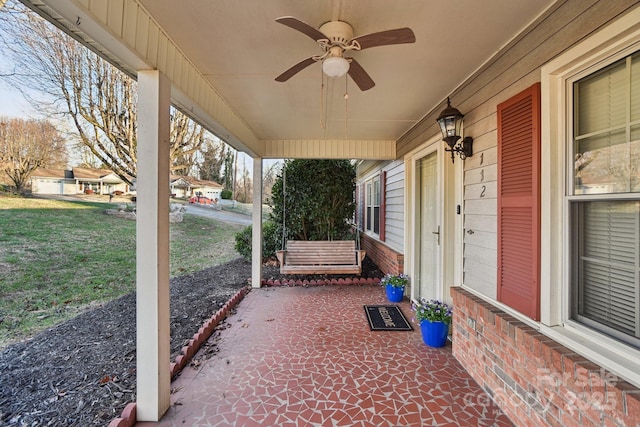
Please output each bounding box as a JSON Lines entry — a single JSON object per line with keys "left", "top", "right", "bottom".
{"left": 322, "top": 56, "right": 350, "bottom": 78}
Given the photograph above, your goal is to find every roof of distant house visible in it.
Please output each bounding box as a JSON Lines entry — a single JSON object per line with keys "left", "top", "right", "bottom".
{"left": 31, "top": 168, "right": 70, "bottom": 179}
{"left": 170, "top": 175, "right": 223, "bottom": 189}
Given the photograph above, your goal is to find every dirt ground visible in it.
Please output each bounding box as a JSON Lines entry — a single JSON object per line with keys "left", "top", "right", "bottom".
{"left": 0, "top": 256, "right": 383, "bottom": 426}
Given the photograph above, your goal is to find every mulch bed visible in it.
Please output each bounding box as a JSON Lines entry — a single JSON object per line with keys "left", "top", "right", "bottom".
{"left": 0, "top": 256, "right": 383, "bottom": 426}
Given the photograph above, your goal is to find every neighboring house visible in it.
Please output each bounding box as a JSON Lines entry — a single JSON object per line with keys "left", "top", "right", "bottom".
{"left": 29, "top": 168, "right": 76, "bottom": 195}
{"left": 170, "top": 175, "right": 223, "bottom": 200}
{"left": 72, "top": 167, "right": 130, "bottom": 195}
{"left": 30, "top": 167, "right": 132, "bottom": 195}
{"left": 31, "top": 169, "right": 225, "bottom": 199}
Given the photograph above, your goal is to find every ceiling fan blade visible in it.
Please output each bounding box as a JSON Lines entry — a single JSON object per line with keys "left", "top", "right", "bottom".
{"left": 275, "top": 57, "right": 318, "bottom": 82}
{"left": 275, "top": 16, "right": 327, "bottom": 42}
{"left": 351, "top": 27, "right": 416, "bottom": 50}
{"left": 346, "top": 58, "right": 375, "bottom": 91}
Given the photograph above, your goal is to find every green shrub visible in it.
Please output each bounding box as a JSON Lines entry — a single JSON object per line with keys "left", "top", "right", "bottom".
{"left": 269, "top": 159, "right": 356, "bottom": 241}
{"left": 235, "top": 221, "right": 279, "bottom": 261}
{"left": 220, "top": 189, "right": 233, "bottom": 199}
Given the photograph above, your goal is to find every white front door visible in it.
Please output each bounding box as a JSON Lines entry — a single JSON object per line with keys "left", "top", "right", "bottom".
{"left": 417, "top": 151, "right": 439, "bottom": 300}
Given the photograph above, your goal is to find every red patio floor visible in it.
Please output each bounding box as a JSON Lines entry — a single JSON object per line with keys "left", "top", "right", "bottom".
{"left": 136, "top": 284, "right": 514, "bottom": 426}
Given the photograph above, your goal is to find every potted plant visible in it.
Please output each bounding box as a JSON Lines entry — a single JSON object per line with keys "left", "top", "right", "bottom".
{"left": 412, "top": 298, "right": 452, "bottom": 347}
{"left": 380, "top": 273, "right": 409, "bottom": 302}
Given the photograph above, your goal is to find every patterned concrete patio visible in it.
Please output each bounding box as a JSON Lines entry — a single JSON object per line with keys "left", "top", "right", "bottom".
{"left": 136, "top": 284, "right": 514, "bottom": 426}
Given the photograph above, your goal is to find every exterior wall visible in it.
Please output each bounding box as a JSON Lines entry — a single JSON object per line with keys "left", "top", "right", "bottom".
{"left": 356, "top": 159, "right": 405, "bottom": 273}
{"left": 452, "top": 287, "right": 640, "bottom": 427}
{"left": 381, "top": 160, "right": 404, "bottom": 253}
{"left": 395, "top": 1, "right": 640, "bottom": 425}
{"left": 360, "top": 233, "right": 403, "bottom": 275}
{"left": 31, "top": 178, "right": 64, "bottom": 194}
{"left": 397, "top": 0, "right": 640, "bottom": 300}
{"left": 31, "top": 178, "right": 78, "bottom": 195}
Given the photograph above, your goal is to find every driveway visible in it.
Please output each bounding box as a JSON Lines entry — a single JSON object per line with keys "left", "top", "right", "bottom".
{"left": 36, "top": 194, "right": 253, "bottom": 227}
{"left": 184, "top": 203, "right": 252, "bottom": 226}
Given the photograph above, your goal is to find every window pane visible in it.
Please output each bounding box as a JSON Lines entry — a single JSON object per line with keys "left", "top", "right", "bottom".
{"left": 573, "top": 200, "right": 640, "bottom": 345}
{"left": 575, "top": 59, "right": 626, "bottom": 136}
{"left": 632, "top": 53, "right": 640, "bottom": 122}
{"left": 574, "top": 53, "right": 640, "bottom": 194}
{"left": 574, "top": 129, "right": 631, "bottom": 193}
{"left": 366, "top": 182, "right": 372, "bottom": 231}
{"left": 374, "top": 178, "right": 380, "bottom": 206}
{"left": 373, "top": 206, "right": 380, "bottom": 234}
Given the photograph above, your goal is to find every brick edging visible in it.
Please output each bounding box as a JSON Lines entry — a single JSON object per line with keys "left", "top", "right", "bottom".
{"left": 107, "top": 286, "right": 251, "bottom": 427}
{"left": 261, "top": 277, "right": 381, "bottom": 286}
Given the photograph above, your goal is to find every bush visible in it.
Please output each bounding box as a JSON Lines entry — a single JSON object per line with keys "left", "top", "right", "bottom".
{"left": 220, "top": 189, "right": 232, "bottom": 199}
{"left": 235, "top": 221, "right": 279, "bottom": 261}
{"left": 269, "top": 159, "right": 356, "bottom": 241}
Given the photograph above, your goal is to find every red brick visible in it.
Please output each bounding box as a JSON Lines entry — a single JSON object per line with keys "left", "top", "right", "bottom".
{"left": 579, "top": 413, "right": 601, "bottom": 427}
{"left": 559, "top": 410, "right": 583, "bottom": 427}
{"left": 603, "top": 415, "right": 625, "bottom": 427}
{"left": 624, "top": 390, "right": 640, "bottom": 425}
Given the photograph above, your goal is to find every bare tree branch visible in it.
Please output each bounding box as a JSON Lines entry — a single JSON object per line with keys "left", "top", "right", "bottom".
{"left": 0, "top": 2, "right": 205, "bottom": 183}
{"left": 0, "top": 116, "right": 67, "bottom": 192}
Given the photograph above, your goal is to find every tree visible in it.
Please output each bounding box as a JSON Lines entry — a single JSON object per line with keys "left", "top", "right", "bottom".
{"left": 235, "top": 163, "right": 252, "bottom": 203}
{"left": 222, "top": 150, "right": 235, "bottom": 191}
{"left": 0, "top": 2, "right": 204, "bottom": 184}
{"left": 269, "top": 159, "right": 356, "bottom": 241}
{"left": 198, "top": 137, "right": 228, "bottom": 183}
{"left": 0, "top": 116, "right": 67, "bottom": 192}
{"left": 262, "top": 161, "right": 281, "bottom": 204}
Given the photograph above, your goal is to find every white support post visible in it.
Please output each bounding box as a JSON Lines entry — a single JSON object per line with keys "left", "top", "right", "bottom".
{"left": 136, "top": 70, "right": 171, "bottom": 421}
{"left": 251, "top": 158, "right": 263, "bottom": 288}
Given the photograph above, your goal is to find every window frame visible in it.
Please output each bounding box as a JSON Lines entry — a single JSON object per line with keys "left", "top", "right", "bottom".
{"left": 364, "top": 174, "right": 381, "bottom": 237}
{"left": 568, "top": 52, "right": 640, "bottom": 348}
{"left": 540, "top": 7, "right": 640, "bottom": 388}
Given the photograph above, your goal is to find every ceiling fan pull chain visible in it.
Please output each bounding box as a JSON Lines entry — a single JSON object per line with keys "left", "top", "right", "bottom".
{"left": 344, "top": 75, "right": 349, "bottom": 140}
{"left": 320, "top": 70, "right": 326, "bottom": 130}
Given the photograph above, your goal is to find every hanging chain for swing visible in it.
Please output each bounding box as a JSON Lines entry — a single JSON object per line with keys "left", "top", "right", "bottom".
{"left": 280, "top": 164, "right": 287, "bottom": 251}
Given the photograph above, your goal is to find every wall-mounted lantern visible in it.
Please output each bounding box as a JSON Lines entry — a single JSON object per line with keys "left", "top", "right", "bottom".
{"left": 436, "top": 97, "right": 473, "bottom": 163}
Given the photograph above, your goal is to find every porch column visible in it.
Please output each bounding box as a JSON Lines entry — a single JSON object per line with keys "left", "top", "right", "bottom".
{"left": 251, "top": 157, "right": 263, "bottom": 288}
{"left": 136, "top": 70, "right": 171, "bottom": 421}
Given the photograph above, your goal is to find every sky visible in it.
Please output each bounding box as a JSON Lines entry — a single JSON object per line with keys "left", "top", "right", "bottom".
{"left": 0, "top": 80, "right": 33, "bottom": 117}
{"left": 0, "top": 57, "right": 264, "bottom": 174}
{"left": 0, "top": 6, "right": 275, "bottom": 177}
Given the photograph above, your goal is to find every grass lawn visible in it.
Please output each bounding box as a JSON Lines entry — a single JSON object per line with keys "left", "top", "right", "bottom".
{"left": 0, "top": 195, "right": 245, "bottom": 347}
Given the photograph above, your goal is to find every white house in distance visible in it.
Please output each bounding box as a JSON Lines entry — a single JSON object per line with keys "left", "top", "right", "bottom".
{"left": 31, "top": 168, "right": 223, "bottom": 199}
{"left": 30, "top": 167, "right": 131, "bottom": 195}
{"left": 169, "top": 175, "right": 223, "bottom": 200}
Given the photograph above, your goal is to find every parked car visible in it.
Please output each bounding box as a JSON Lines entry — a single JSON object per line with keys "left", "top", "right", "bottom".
{"left": 189, "top": 195, "right": 212, "bottom": 205}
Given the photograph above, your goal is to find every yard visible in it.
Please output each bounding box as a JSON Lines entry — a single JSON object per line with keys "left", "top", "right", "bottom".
{"left": 0, "top": 195, "right": 245, "bottom": 348}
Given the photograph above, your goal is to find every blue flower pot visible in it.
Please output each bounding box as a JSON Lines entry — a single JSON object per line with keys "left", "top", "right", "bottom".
{"left": 420, "top": 320, "right": 449, "bottom": 347}
{"left": 385, "top": 284, "right": 405, "bottom": 302}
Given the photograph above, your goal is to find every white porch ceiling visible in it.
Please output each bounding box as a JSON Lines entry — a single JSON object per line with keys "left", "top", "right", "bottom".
{"left": 26, "top": 0, "right": 555, "bottom": 158}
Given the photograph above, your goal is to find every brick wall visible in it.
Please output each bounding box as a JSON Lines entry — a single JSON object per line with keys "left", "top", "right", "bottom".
{"left": 360, "top": 234, "right": 403, "bottom": 275}
{"left": 451, "top": 287, "right": 640, "bottom": 427}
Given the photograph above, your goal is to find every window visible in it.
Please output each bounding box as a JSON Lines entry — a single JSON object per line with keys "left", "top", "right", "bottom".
{"left": 364, "top": 174, "right": 381, "bottom": 235}
{"left": 570, "top": 51, "right": 640, "bottom": 348}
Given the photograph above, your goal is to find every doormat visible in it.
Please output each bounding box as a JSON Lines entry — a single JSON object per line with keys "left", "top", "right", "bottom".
{"left": 364, "top": 305, "right": 413, "bottom": 331}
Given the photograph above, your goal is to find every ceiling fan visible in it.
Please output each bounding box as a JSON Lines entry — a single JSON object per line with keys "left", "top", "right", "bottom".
{"left": 274, "top": 16, "right": 416, "bottom": 91}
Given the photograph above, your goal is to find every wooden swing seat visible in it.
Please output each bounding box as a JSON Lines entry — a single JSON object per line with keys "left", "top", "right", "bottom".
{"left": 276, "top": 240, "right": 366, "bottom": 275}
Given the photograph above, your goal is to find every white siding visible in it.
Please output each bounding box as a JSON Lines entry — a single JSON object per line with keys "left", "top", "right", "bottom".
{"left": 384, "top": 160, "right": 405, "bottom": 253}
{"left": 356, "top": 160, "right": 405, "bottom": 254}
{"left": 396, "top": 0, "right": 636, "bottom": 300}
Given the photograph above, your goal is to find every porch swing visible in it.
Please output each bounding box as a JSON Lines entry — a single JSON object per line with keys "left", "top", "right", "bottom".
{"left": 274, "top": 166, "right": 365, "bottom": 275}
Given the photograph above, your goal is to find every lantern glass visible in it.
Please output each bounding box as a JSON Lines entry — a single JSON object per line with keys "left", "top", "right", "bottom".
{"left": 436, "top": 98, "right": 464, "bottom": 143}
